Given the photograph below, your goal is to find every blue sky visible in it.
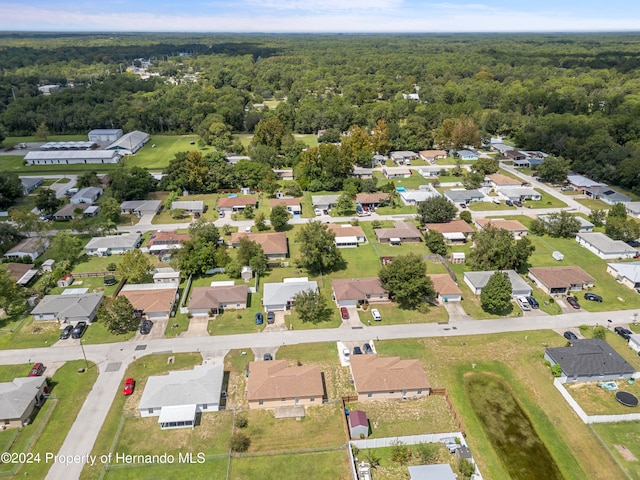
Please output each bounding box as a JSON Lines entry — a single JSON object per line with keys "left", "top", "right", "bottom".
{"left": 1, "top": 1, "right": 639, "bottom": 32}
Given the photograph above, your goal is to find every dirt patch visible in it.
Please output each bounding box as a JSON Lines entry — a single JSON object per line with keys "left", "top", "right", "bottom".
{"left": 615, "top": 444, "right": 638, "bottom": 462}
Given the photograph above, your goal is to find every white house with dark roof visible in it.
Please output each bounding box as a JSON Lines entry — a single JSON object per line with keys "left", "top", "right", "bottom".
{"left": 120, "top": 200, "right": 162, "bottom": 216}
{"left": 538, "top": 214, "right": 594, "bottom": 233}
{"left": 311, "top": 194, "right": 340, "bottom": 211}
{"left": 497, "top": 186, "right": 541, "bottom": 201}
{"left": 20, "top": 177, "right": 43, "bottom": 194}
{"left": 576, "top": 232, "right": 637, "bottom": 260}
{"left": 31, "top": 292, "right": 103, "bottom": 324}
{"left": 4, "top": 237, "right": 48, "bottom": 262}
{"left": 262, "top": 278, "right": 318, "bottom": 312}
{"left": 171, "top": 200, "right": 204, "bottom": 215}
{"left": 463, "top": 270, "right": 531, "bottom": 297}
{"left": 84, "top": 233, "right": 141, "bottom": 256}
{"left": 444, "top": 189, "right": 484, "bottom": 204}
{"left": 455, "top": 149, "right": 478, "bottom": 160}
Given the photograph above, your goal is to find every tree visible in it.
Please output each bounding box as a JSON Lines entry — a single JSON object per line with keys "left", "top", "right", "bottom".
{"left": 605, "top": 215, "right": 640, "bottom": 242}
{"left": 0, "top": 223, "right": 23, "bottom": 255}
{"left": 473, "top": 157, "right": 499, "bottom": 175}
{"left": 76, "top": 171, "right": 101, "bottom": 188}
{"left": 452, "top": 115, "right": 481, "bottom": 149}
{"left": 176, "top": 238, "right": 219, "bottom": 276}
{"left": 470, "top": 225, "right": 534, "bottom": 273}
{"left": 0, "top": 172, "right": 24, "bottom": 209}
{"left": 544, "top": 211, "right": 581, "bottom": 238}
{"left": 379, "top": 253, "right": 435, "bottom": 309}
{"left": 99, "top": 296, "right": 137, "bottom": 334}
{"left": 109, "top": 167, "right": 157, "bottom": 201}
{"left": 229, "top": 432, "right": 251, "bottom": 452}
{"left": 237, "top": 238, "right": 268, "bottom": 275}
{"left": 609, "top": 202, "right": 628, "bottom": 218}
{"left": 254, "top": 212, "right": 267, "bottom": 231}
{"left": 480, "top": 272, "right": 513, "bottom": 314}
{"left": 9, "top": 210, "right": 45, "bottom": 235}
{"left": 335, "top": 193, "right": 354, "bottom": 215}
{"left": 416, "top": 443, "right": 440, "bottom": 464}
{"left": 100, "top": 197, "right": 121, "bottom": 223}
{"left": 270, "top": 205, "right": 289, "bottom": 232}
{"left": 35, "top": 188, "right": 62, "bottom": 214}
{"left": 389, "top": 439, "right": 409, "bottom": 465}
{"left": 457, "top": 458, "right": 476, "bottom": 479}
{"left": 424, "top": 230, "right": 448, "bottom": 255}
{"left": 295, "top": 221, "right": 343, "bottom": 274}
{"left": 117, "top": 249, "right": 153, "bottom": 283}
{"left": 462, "top": 170, "right": 485, "bottom": 189}
{"left": 459, "top": 210, "right": 472, "bottom": 223}
{"left": 252, "top": 117, "right": 287, "bottom": 150}
{"left": 589, "top": 209, "right": 606, "bottom": 227}
{"left": 189, "top": 219, "right": 220, "bottom": 244}
{"left": 35, "top": 121, "right": 50, "bottom": 140}
{"left": 243, "top": 204, "right": 254, "bottom": 219}
{"left": 536, "top": 156, "right": 571, "bottom": 184}
{"left": 417, "top": 197, "right": 457, "bottom": 224}
{"left": 593, "top": 325, "right": 607, "bottom": 339}
{"left": 363, "top": 449, "right": 381, "bottom": 470}
{"left": 47, "top": 231, "right": 82, "bottom": 263}
{"left": 0, "top": 267, "right": 26, "bottom": 317}
{"left": 292, "top": 289, "right": 332, "bottom": 324}
{"left": 529, "top": 218, "right": 547, "bottom": 235}
{"left": 371, "top": 119, "right": 392, "bottom": 155}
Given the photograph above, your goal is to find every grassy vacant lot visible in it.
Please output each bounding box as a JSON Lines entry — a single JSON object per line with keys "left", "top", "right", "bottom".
{"left": 125, "top": 135, "right": 200, "bottom": 170}
{"left": 0, "top": 316, "right": 61, "bottom": 350}
{"left": 101, "top": 460, "right": 228, "bottom": 480}
{"left": 374, "top": 171, "right": 429, "bottom": 190}
{"left": 592, "top": 422, "right": 640, "bottom": 480}
{"left": 229, "top": 450, "right": 350, "bottom": 480}
{"left": 1, "top": 361, "right": 98, "bottom": 479}
{"left": 378, "top": 333, "right": 629, "bottom": 480}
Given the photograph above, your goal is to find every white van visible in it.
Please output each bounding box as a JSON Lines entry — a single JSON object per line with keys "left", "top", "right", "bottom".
{"left": 517, "top": 296, "right": 531, "bottom": 311}
{"left": 371, "top": 309, "right": 382, "bottom": 321}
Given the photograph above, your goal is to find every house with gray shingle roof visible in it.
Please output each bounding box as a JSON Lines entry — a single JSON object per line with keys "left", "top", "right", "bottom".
{"left": 31, "top": 293, "right": 103, "bottom": 324}
{"left": 576, "top": 232, "right": 637, "bottom": 260}
{"left": 463, "top": 270, "right": 531, "bottom": 297}
{"left": 262, "top": 278, "right": 318, "bottom": 312}
{"left": 0, "top": 377, "right": 48, "bottom": 429}
{"left": 84, "top": 233, "right": 141, "bottom": 256}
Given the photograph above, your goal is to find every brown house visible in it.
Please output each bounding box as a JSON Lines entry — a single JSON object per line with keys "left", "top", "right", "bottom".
{"left": 246, "top": 360, "right": 324, "bottom": 409}
{"left": 374, "top": 222, "right": 422, "bottom": 244}
{"left": 119, "top": 283, "right": 179, "bottom": 319}
{"left": 486, "top": 174, "right": 521, "bottom": 187}
{"left": 269, "top": 197, "right": 301, "bottom": 214}
{"left": 419, "top": 150, "right": 448, "bottom": 162}
{"left": 528, "top": 266, "right": 595, "bottom": 295}
{"left": 217, "top": 196, "right": 258, "bottom": 212}
{"left": 186, "top": 285, "right": 248, "bottom": 316}
{"left": 229, "top": 232, "right": 288, "bottom": 260}
{"left": 349, "top": 355, "right": 431, "bottom": 401}
{"left": 147, "top": 231, "right": 190, "bottom": 254}
{"left": 331, "top": 278, "right": 389, "bottom": 307}
{"left": 475, "top": 218, "right": 528, "bottom": 238}
{"left": 429, "top": 274, "right": 462, "bottom": 303}
{"left": 425, "top": 220, "right": 475, "bottom": 244}
{"left": 356, "top": 192, "right": 390, "bottom": 209}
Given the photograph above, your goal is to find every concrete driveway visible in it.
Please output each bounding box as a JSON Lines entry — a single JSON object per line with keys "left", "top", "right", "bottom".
{"left": 340, "top": 306, "right": 365, "bottom": 329}
{"left": 263, "top": 311, "right": 287, "bottom": 332}
{"left": 443, "top": 302, "right": 470, "bottom": 321}
{"left": 133, "top": 318, "right": 167, "bottom": 341}
{"left": 182, "top": 316, "right": 209, "bottom": 337}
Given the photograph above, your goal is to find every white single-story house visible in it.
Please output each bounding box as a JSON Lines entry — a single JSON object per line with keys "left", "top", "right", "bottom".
{"left": 326, "top": 224, "right": 367, "bottom": 248}
{"left": 355, "top": 192, "right": 390, "bottom": 209}
{"left": 429, "top": 274, "right": 462, "bottom": 303}
{"left": 153, "top": 268, "right": 181, "bottom": 284}
{"left": 390, "top": 151, "right": 418, "bottom": 165}
{"left": 70, "top": 187, "right": 103, "bottom": 204}
{"left": 497, "top": 186, "right": 542, "bottom": 201}
{"left": 84, "top": 233, "right": 141, "bottom": 256}
{"left": 20, "top": 177, "right": 43, "bottom": 194}
{"left": 4, "top": 237, "right": 49, "bottom": 262}
{"left": 425, "top": 220, "right": 475, "bottom": 245}
{"left": 486, "top": 174, "right": 521, "bottom": 188}
{"left": 331, "top": 278, "right": 389, "bottom": 307}
{"left": 106, "top": 130, "right": 149, "bottom": 155}
{"left": 311, "top": 195, "right": 340, "bottom": 211}
{"left": 576, "top": 232, "right": 638, "bottom": 260}
{"left": 538, "top": 214, "right": 594, "bottom": 233}
{"left": 528, "top": 266, "right": 595, "bottom": 295}
{"left": 463, "top": 270, "right": 531, "bottom": 297}
{"left": 626, "top": 202, "right": 640, "bottom": 219}
{"left": 455, "top": 149, "right": 478, "bottom": 161}
{"left": 374, "top": 222, "right": 422, "bottom": 244}
{"left": 418, "top": 150, "right": 448, "bottom": 163}
{"left": 269, "top": 197, "right": 301, "bottom": 215}
{"left": 88, "top": 129, "right": 123, "bottom": 142}
{"left": 187, "top": 283, "right": 248, "bottom": 316}
{"left": 382, "top": 167, "right": 412, "bottom": 179}
{"left": 584, "top": 186, "right": 631, "bottom": 205}
{"left": 120, "top": 200, "right": 162, "bottom": 216}
{"left": 25, "top": 150, "right": 122, "bottom": 165}
{"left": 352, "top": 167, "right": 374, "bottom": 179}
{"left": 0, "top": 377, "right": 49, "bottom": 429}
{"left": 31, "top": 293, "right": 103, "bottom": 324}
{"left": 53, "top": 202, "right": 91, "bottom": 220}
{"left": 119, "top": 283, "right": 179, "bottom": 319}
{"left": 444, "top": 189, "right": 484, "bottom": 204}
{"left": 399, "top": 189, "right": 439, "bottom": 206}
{"left": 218, "top": 196, "right": 258, "bottom": 212}
{"left": 566, "top": 174, "right": 606, "bottom": 191}
{"left": 607, "top": 262, "right": 640, "bottom": 291}
{"left": 229, "top": 232, "right": 288, "bottom": 260}
{"left": 171, "top": 200, "right": 204, "bottom": 215}
{"left": 139, "top": 364, "right": 224, "bottom": 429}
{"left": 262, "top": 278, "right": 318, "bottom": 312}
{"left": 273, "top": 169, "right": 294, "bottom": 181}
{"left": 475, "top": 218, "right": 528, "bottom": 238}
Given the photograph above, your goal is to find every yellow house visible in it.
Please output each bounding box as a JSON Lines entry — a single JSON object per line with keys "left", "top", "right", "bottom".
{"left": 350, "top": 355, "right": 430, "bottom": 401}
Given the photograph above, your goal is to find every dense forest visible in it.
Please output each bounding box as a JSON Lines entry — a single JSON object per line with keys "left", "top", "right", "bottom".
{"left": 2, "top": 33, "right": 640, "bottom": 192}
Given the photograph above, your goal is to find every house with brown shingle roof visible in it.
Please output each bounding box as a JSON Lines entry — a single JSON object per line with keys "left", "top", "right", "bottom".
{"left": 331, "top": 278, "right": 389, "bottom": 307}
{"left": 186, "top": 284, "right": 248, "bottom": 316}
{"left": 528, "top": 266, "right": 595, "bottom": 295}
{"left": 350, "top": 355, "right": 431, "bottom": 401}
{"left": 217, "top": 196, "right": 258, "bottom": 212}
{"left": 429, "top": 274, "right": 462, "bottom": 303}
{"left": 356, "top": 193, "right": 390, "bottom": 209}
{"left": 269, "top": 197, "right": 301, "bottom": 215}
{"left": 374, "top": 222, "right": 422, "bottom": 244}
{"left": 246, "top": 360, "right": 324, "bottom": 409}
{"left": 425, "top": 220, "right": 475, "bottom": 244}
{"left": 419, "top": 150, "right": 448, "bottom": 162}
{"left": 485, "top": 173, "right": 521, "bottom": 187}
{"left": 475, "top": 218, "right": 528, "bottom": 238}
{"left": 229, "top": 232, "right": 288, "bottom": 260}
{"left": 119, "top": 283, "right": 179, "bottom": 319}
{"left": 147, "top": 231, "right": 190, "bottom": 254}
{"left": 326, "top": 224, "right": 367, "bottom": 247}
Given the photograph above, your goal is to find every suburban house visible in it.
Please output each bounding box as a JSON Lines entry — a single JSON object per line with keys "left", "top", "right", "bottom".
{"left": 349, "top": 355, "right": 431, "bottom": 401}
{"left": 566, "top": 174, "right": 606, "bottom": 191}
{"left": 399, "top": 189, "right": 439, "bottom": 206}
{"left": 326, "top": 224, "right": 367, "bottom": 248}
{"left": 171, "top": 200, "right": 204, "bottom": 215}
{"left": 356, "top": 193, "right": 389, "bottom": 210}
{"left": 88, "top": 128, "right": 123, "bottom": 142}
{"left": 25, "top": 150, "right": 122, "bottom": 165}
{"left": 84, "top": 233, "right": 141, "bottom": 256}
{"left": 41, "top": 259, "right": 55, "bottom": 273}
{"left": 229, "top": 232, "right": 288, "bottom": 260}
{"left": 528, "top": 266, "right": 595, "bottom": 295}
{"left": 455, "top": 149, "right": 478, "bottom": 161}
{"left": 607, "top": 262, "right": 640, "bottom": 291}
{"left": 390, "top": 151, "right": 418, "bottom": 165}
{"left": 217, "top": 196, "right": 258, "bottom": 212}
{"left": 584, "top": 186, "right": 631, "bottom": 205}
{"left": 419, "top": 150, "right": 448, "bottom": 163}
{"left": 425, "top": 220, "right": 475, "bottom": 244}
{"left": 544, "top": 339, "right": 635, "bottom": 383}
{"left": 225, "top": 155, "right": 250, "bottom": 165}
{"left": 538, "top": 214, "right": 594, "bottom": 233}
{"left": 119, "top": 283, "right": 179, "bottom": 319}
{"left": 372, "top": 154, "right": 387, "bottom": 165}
{"left": 575, "top": 232, "right": 637, "bottom": 260}
{"left": 497, "top": 186, "right": 542, "bottom": 201}
{"left": 57, "top": 273, "right": 74, "bottom": 288}
{"left": 444, "top": 189, "right": 484, "bottom": 205}
{"left": 429, "top": 274, "right": 463, "bottom": 303}
{"left": 331, "top": 278, "right": 389, "bottom": 307}
{"left": 463, "top": 270, "right": 532, "bottom": 297}
{"left": 382, "top": 167, "right": 412, "bottom": 179}
{"left": 105, "top": 130, "right": 150, "bottom": 155}
{"left": 246, "top": 360, "right": 324, "bottom": 409}
{"left": 311, "top": 194, "right": 340, "bottom": 211}
{"left": 20, "top": 177, "right": 43, "bottom": 194}
{"left": 475, "top": 218, "right": 528, "bottom": 238}
{"left": 273, "top": 169, "right": 294, "bottom": 181}
{"left": 3, "top": 262, "right": 34, "bottom": 282}
{"left": 186, "top": 283, "right": 248, "bottom": 316}
{"left": 4, "top": 237, "right": 48, "bottom": 261}
{"left": 53, "top": 203, "right": 91, "bottom": 221}
{"left": 262, "top": 278, "right": 318, "bottom": 312}
{"left": 153, "top": 268, "right": 181, "bottom": 284}
{"left": 374, "top": 221, "right": 422, "bottom": 244}
{"left": 120, "top": 200, "right": 162, "bottom": 216}
{"left": 626, "top": 202, "right": 640, "bottom": 219}
{"left": 0, "top": 377, "right": 49, "bottom": 429}
{"left": 139, "top": 363, "right": 224, "bottom": 429}
{"left": 513, "top": 157, "right": 544, "bottom": 168}
{"left": 70, "top": 187, "right": 103, "bottom": 204}
{"left": 146, "top": 231, "right": 190, "bottom": 254}
{"left": 348, "top": 410, "right": 369, "bottom": 439}
{"left": 504, "top": 150, "right": 527, "bottom": 161}
{"left": 269, "top": 197, "right": 301, "bottom": 215}
{"left": 31, "top": 293, "right": 103, "bottom": 324}
{"left": 491, "top": 142, "right": 512, "bottom": 155}
{"left": 352, "top": 167, "right": 374, "bottom": 179}
{"left": 408, "top": 464, "right": 457, "bottom": 480}
{"left": 485, "top": 174, "right": 521, "bottom": 188}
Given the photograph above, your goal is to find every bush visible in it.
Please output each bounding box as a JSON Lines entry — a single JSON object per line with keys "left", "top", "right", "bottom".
{"left": 235, "top": 416, "right": 248, "bottom": 429}
{"left": 229, "top": 432, "right": 251, "bottom": 452}
{"left": 106, "top": 263, "right": 117, "bottom": 272}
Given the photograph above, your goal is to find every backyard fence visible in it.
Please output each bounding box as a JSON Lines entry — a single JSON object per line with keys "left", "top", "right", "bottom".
{"left": 431, "top": 388, "right": 465, "bottom": 435}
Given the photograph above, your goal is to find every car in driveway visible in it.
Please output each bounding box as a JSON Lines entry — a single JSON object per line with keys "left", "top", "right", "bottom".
{"left": 139, "top": 320, "right": 153, "bottom": 335}
{"left": 353, "top": 346, "right": 363, "bottom": 355}
{"left": 516, "top": 296, "right": 531, "bottom": 311}
{"left": 566, "top": 296, "right": 580, "bottom": 309}
{"left": 563, "top": 331, "right": 578, "bottom": 341}
{"left": 584, "top": 292, "right": 603, "bottom": 302}
{"left": 363, "top": 343, "right": 374, "bottom": 354}
{"left": 255, "top": 312, "right": 264, "bottom": 325}
{"left": 527, "top": 296, "right": 539, "bottom": 309}
{"left": 615, "top": 326, "right": 633, "bottom": 340}
{"left": 122, "top": 378, "right": 135, "bottom": 396}
{"left": 263, "top": 353, "right": 273, "bottom": 361}
{"left": 505, "top": 200, "right": 513, "bottom": 206}
{"left": 28, "top": 362, "right": 45, "bottom": 377}
{"left": 340, "top": 307, "right": 349, "bottom": 320}
{"left": 459, "top": 203, "right": 467, "bottom": 209}
{"left": 71, "top": 321, "right": 88, "bottom": 339}
{"left": 59, "top": 325, "right": 74, "bottom": 340}
{"left": 267, "top": 312, "right": 275, "bottom": 324}
{"left": 371, "top": 309, "right": 382, "bottom": 321}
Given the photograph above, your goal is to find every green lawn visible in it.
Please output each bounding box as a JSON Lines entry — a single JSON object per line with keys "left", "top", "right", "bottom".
{"left": 0, "top": 316, "right": 61, "bottom": 350}
{"left": 0, "top": 363, "right": 33, "bottom": 381}
{"left": 364, "top": 302, "right": 449, "bottom": 326}
{"left": 151, "top": 193, "right": 217, "bottom": 224}
{"left": 229, "top": 451, "right": 350, "bottom": 480}
{"left": 124, "top": 135, "right": 200, "bottom": 171}
{"left": 592, "top": 422, "right": 640, "bottom": 480}
{"left": 5, "top": 134, "right": 87, "bottom": 145}
{"left": 374, "top": 171, "right": 430, "bottom": 190}
{"left": 73, "top": 255, "right": 123, "bottom": 273}
{"left": 101, "top": 460, "right": 228, "bottom": 480}
{"left": 575, "top": 197, "right": 612, "bottom": 211}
